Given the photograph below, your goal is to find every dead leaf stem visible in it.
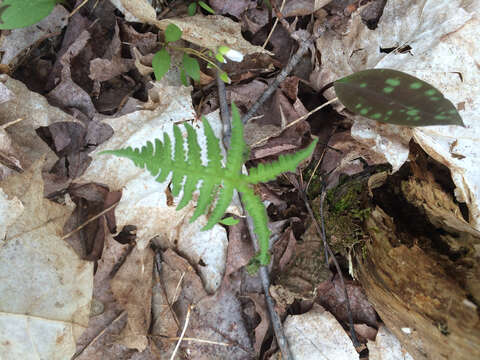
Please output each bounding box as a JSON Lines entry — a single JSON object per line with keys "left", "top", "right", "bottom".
{"left": 170, "top": 305, "right": 193, "bottom": 360}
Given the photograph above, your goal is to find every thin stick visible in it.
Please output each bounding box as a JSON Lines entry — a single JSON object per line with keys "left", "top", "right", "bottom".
{"left": 72, "top": 311, "right": 127, "bottom": 359}
{"left": 1, "top": 118, "right": 24, "bottom": 129}
{"left": 285, "top": 97, "right": 338, "bottom": 130}
{"left": 240, "top": 38, "right": 312, "bottom": 125}
{"left": 61, "top": 200, "right": 120, "bottom": 240}
{"left": 69, "top": 0, "right": 89, "bottom": 18}
{"left": 245, "top": 212, "right": 293, "bottom": 360}
{"left": 170, "top": 305, "right": 193, "bottom": 360}
{"left": 262, "top": 0, "right": 286, "bottom": 49}
{"left": 216, "top": 69, "right": 293, "bottom": 359}
{"left": 160, "top": 336, "right": 230, "bottom": 346}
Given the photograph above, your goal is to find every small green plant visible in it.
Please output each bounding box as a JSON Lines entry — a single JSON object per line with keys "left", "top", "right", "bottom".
{"left": 101, "top": 103, "right": 317, "bottom": 271}
{"left": 152, "top": 23, "right": 241, "bottom": 85}
{"left": 101, "top": 68, "right": 463, "bottom": 271}
{"left": 0, "top": 0, "right": 59, "bottom": 29}
{"left": 187, "top": 1, "right": 215, "bottom": 16}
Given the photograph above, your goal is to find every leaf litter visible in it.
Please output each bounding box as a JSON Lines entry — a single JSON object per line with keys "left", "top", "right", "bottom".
{"left": 1, "top": 0, "right": 478, "bottom": 359}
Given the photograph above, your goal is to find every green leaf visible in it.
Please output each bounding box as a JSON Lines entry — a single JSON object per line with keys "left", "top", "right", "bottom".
{"left": 187, "top": 2, "right": 197, "bottom": 16}
{"left": 180, "top": 68, "right": 188, "bottom": 86}
{"left": 152, "top": 48, "right": 171, "bottom": 81}
{"left": 198, "top": 1, "right": 215, "bottom": 14}
{"left": 334, "top": 69, "right": 464, "bottom": 127}
{"left": 219, "top": 217, "right": 239, "bottom": 226}
{"left": 220, "top": 72, "right": 231, "bottom": 84}
{"left": 182, "top": 54, "right": 200, "bottom": 82}
{"left": 215, "top": 53, "right": 225, "bottom": 63}
{"left": 0, "top": 0, "right": 57, "bottom": 29}
{"left": 164, "top": 23, "right": 182, "bottom": 43}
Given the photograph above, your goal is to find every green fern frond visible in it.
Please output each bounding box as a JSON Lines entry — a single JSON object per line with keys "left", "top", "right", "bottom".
{"left": 100, "top": 103, "right": 317, "bottom": 269}
{"left": 239, "top": 185, "right": 271, "bottom": 267}
{"left": 226, "top": 103, "right": 246, "bottom": 175}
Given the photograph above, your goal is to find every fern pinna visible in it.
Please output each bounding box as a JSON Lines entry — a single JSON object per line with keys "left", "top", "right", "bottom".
{"left": 101, "top": 103, "right": 317, "bottom": 269}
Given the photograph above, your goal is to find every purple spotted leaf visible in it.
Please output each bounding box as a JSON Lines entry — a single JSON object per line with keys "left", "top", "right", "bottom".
{"left": 334, "top": 69, "right": 464, "bottom": 127}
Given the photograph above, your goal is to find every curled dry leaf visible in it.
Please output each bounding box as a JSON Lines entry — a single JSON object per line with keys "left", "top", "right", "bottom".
{"left": 0, "top": 75, "right": 77, "bottom": 170}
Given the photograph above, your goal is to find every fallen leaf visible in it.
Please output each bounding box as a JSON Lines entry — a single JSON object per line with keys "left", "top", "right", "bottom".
{"left": 368, "top": 325, "right": 414, "bottom": 360}
{"left": 110, "top": 0, "right": 157, "bottom": 24}
{"left": 89, "top": 23, "right": 135, "bottom": 82}
{"left": 246, "top": 293, "right": 270, "bottom": 355}
{"left": 111, "top": 246, "right": 154, "bottom": 352}
{"left": 224, "top": 221, "right": 254, "bottom": 280}
{"left": 47, "top": 29, "right": 97, "bottom": 119}
{"left": 316, "top": 275, "right": 378, "bottom": 328}
{"left": 177, "top": 216, "right": 227, "bottom": 294}
{"left": 157, "top": 15, "right": 271, "bottom": 55}
{"left": 0, "top": 5, "right": 68, "bottom": 66}
{"left": 73, "top": 233, "right": 130, "bottom": 359}
{"left": 0, "top": 159, "right": 93, "bottom": 360}
{"left": 209, "top": 0, "right": 255, "bottom": 18}
{"left": 185, "top": 286, "right": 255, "bottom": 359}
{"left": 283, "top": 304, "right": 359, "bottom": 359}
{"left": 0, "top": 75, "right": 76, "bottom": 169}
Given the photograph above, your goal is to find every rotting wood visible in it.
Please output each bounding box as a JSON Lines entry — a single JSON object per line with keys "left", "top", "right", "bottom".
{"left": 354, "top": 145, "right": 480, "bottom": 360}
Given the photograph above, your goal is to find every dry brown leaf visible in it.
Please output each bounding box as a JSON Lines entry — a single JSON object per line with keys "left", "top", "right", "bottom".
{"left": 368, "top": 325, "right": 414, "bottom": 360}
{"left": 0, "top": 75, "right": 77, "bottom": 169}
{"left": 74, "top": 233, "right": 131, "bottom": 360}
{"left": 316, "top": 276, "right": 378, "bottom": 328}
{"left": 111, "top": 246, "right": 155, "bottom": 352}
{"left": 0, "top": 159, "right": 93, "bottom": 360}
{"left": 184, "top": 287, "right": 254, "bottom": 359}
{"left": 157, "top": 15, "right": 271, "bottom": 55}
{"left": 247, "top": 293, "right": 270, "bottom": 356}
{"left": 283, "top": 304, "right": 359, "bottom": 359}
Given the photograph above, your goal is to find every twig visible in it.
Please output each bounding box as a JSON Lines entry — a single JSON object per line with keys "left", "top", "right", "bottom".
{"left": 262, "top": 0, "right": 286, "bottom": 49}
{"left": 245, "top": 212, "right": 293, "bottom": 360}
{"left": 170, "top": 305, "right": 193, "bottom": 360}
{"left": 61, "top": 200, "right": 120, "bottom": 240}
{"left": 299, "top": 186, "right": 360, "bottom": 347}
{"left": 71, "top": 311, "right": 127, "bottom": 359}
{"left": 1, "top": 118, "right": 24, "bottom": 129}
{"left": 157, "top": 336, "right": 230, "bottom": 346}
{"left": 216, "top": 70, "right": 293, "bottom": 360}
{"left": 240, "top": 37, "right": 312, "bottom": 125}
{"left": 69, "top": 0, "right": 89, "bottom": 17}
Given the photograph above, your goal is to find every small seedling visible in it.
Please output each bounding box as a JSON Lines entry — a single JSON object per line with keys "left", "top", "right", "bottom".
{"left": 101, "top": 103, "right": 318, "bottom": 272}
{"left": 188, "top": 1, "right": 215, "bottom": 16}
{"left": 152, "top": 23, "right": 242, "bottom": 85}
{"left": 0, "top": 0, "right": 59, "bottom": 29}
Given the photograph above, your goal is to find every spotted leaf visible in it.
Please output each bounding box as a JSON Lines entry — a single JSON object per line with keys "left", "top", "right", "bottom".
{"left": 334, "top": 69, "right": 464, "bottom": 127}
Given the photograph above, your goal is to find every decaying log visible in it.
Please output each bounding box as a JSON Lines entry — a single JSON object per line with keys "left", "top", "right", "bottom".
{"left": 354, "top": 147, "right": 480, "bottom": 360}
